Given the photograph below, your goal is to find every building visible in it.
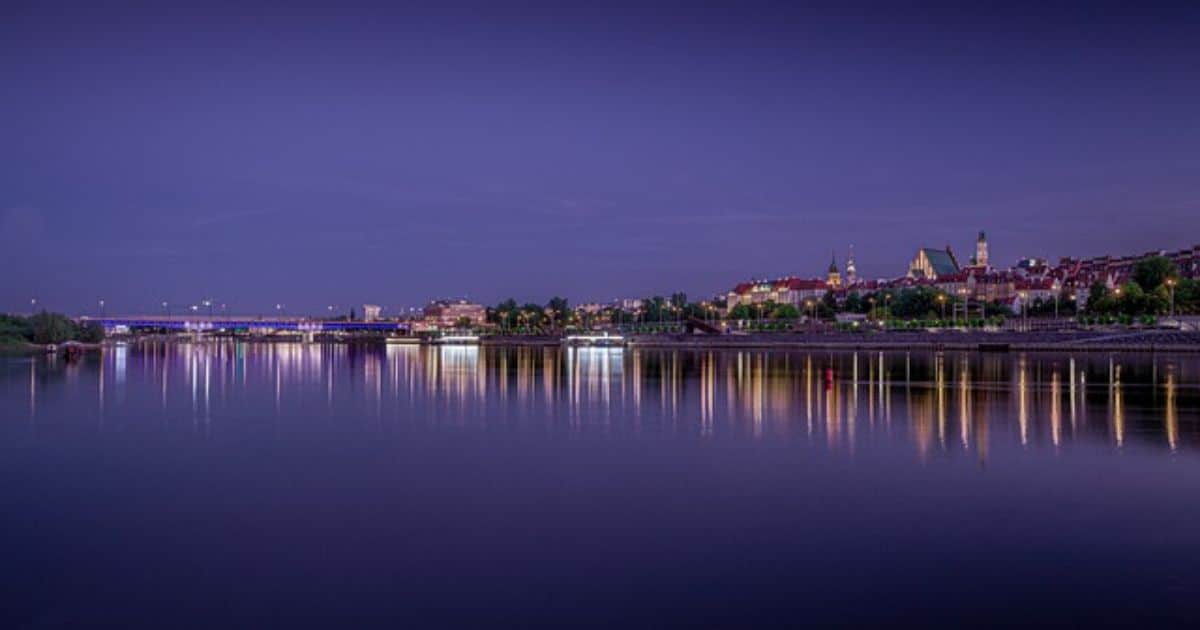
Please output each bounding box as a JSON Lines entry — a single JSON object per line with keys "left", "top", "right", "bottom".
{"left": 423, "top": 300, "right": 487, "bottom": 328}
{"left": 618, "top": 298, "right": 644, "bottom": 312}
{"left": 844, "top": 245, "right": 858, "bottom": 286}
{"left": 908, "top": 247, "right": 960, "bottom": 280}
{"left": 972, "top": 231, "right": 989, "bottom": 268}
{"left": 361, "top": 304, "right": 382, "bottom": 322}
{"left": 725, "top": 277, "right": 829, "bottom": 314}
{"left": 575, "top": 303, "right": 605, "bottom": 315}
{"left": 826, "top": 252, "right": 842, "bottom": 289}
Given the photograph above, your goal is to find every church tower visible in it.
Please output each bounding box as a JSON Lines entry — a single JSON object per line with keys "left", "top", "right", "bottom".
{"left": 975, "top": 231, "right": 989, "bottom": 268}
{"left": 845, "top": 245, "right": 858, "bottom": 286}
{"left": 826, "top": 251, "right": 842, "bottom": 289}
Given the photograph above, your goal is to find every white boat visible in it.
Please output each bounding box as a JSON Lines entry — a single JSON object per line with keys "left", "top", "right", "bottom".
{"left": 563, "top": 333, "right": 626, "bottom": 347}
{"left": 431, "top": 334, "right": 481, "bottom": 345}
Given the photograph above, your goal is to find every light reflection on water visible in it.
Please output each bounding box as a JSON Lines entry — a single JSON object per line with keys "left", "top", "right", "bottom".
{"left": 4, "top": 341, "right": 1197, "bottom": 459}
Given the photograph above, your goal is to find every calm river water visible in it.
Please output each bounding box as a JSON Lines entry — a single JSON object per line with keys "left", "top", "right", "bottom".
{"left": 2, "top": 342, "right": 1198, "bottom": 627}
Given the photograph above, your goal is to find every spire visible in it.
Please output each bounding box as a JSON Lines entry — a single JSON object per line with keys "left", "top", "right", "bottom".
{"left": 828, "top": 250, "right": 838, "bottom": 273}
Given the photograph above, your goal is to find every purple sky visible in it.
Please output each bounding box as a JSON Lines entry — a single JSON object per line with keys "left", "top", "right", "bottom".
{"left": 3, "top": 1, "right": 1199, "bottom": 315}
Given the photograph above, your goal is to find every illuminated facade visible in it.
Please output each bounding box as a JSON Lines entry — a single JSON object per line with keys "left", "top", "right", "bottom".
{"left": 423, "top": 300, "right": 487, "bottom": 328}
{"left": 725, "top": 277, "right": 829, "bottom": 314}
{"left": 908, "top": 247, "right": 960, "bottom": 280}
{"left": 827, "top": 252, "right": 842, "bottom": 289}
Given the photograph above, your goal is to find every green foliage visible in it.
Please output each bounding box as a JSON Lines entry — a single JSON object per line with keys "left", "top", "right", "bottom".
{"left": 1132, "top": 256, "right": 1178, "bottom": 293}
{"left": 545, "top": 296, "right": 570, "bottom": 328}
{"left": 771, "top": 304, "right": 800, "bottom": 320}
{"left": 30, "top": 311, "right": 77, "bottom": 344}
{"left": 0, "top": 314, "right": 34, "bottom": 343}
{"left": 0, "top": 311, "right": 104, "bottom": 345}
{"left": 1085, "top": 281, "right": 1109, "bottom": 312}
{"left": 843, "top": 292, "right": 864, "bottom": 314}
{"left": 77, "top": 322, "right": 106, "bottom": 343}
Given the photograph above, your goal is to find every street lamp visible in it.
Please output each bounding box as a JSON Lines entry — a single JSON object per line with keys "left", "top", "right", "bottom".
{"left": 937, "top": 294, "right": 946, "bottom": 322}
{"left": 99, "top": 299, "right": 105, "bottom": 317}
{"left": 161, "top": 301, "right": 169, "bottom": 315}
{"left": 202, "top": 299, "right": 213, "bottom": 317}
{"left": 1166, "top": 278, "right": 1176, "bottom": 317}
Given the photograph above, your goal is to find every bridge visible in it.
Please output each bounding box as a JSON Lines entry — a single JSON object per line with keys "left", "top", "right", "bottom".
{"left": 79, "top": 315, "right": 411, "bottom": 336}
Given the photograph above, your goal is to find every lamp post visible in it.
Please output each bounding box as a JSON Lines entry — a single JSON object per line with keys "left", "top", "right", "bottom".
{"left": 938, "top": 294, "right": 946, "bottom": 323}
{"left": 1166, "top": 278, "right": 1176, "bottom": 318}
{"left": 203, "top": 299, "right": 213, "bottom": 317}
{"left": 99, "top": 299, "right": 105, "bottom": 317}
{"left": 162, "top": 301, "right": 168, "bottom": 315}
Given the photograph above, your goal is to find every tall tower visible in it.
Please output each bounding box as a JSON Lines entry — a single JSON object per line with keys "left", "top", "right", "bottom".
{"left": 845, "top": 245, "right": 858, "bottom": 286}
{"left": 976, "top": 231, "right": 989, "bottom": 268}
{"left": 826, "top": 251, "right": 842, "bottom": 289}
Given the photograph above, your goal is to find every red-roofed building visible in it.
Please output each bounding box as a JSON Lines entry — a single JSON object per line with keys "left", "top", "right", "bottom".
{"left": 725, "top": 277, "right": 829, "bottom": 314}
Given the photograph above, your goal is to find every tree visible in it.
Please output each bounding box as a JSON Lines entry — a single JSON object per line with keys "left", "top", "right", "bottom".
{"left": 545, "top": 296, "right": 570, "bottom": 329}
{"left": 1132, "top": 256, "right": 1178, "bottom": 292}
{"left": 1086, "top": 281, "right": 1111, "bottom": 313}
{"left": 1174, "top": 278, "right": 1200, "bottom": 314}
{"left": 519, "top": 303, "right": 545, "bottom": 330}
{"left": 771, "top": 304, "right": 800, "bottom": 320}
{"left": 843, "top": 292, "right": 864, "bottom": 314}
{"left": 0, "top": 314, "right": 35, "bottom": 343}
{"left": 728, "top": 303, "right": 755, "bottom": 320}
{"left": 77, "top": 322, "right": 106, "bottom": 343}
{"left": 30, "top": 311, "right": 76, "bottom": 344}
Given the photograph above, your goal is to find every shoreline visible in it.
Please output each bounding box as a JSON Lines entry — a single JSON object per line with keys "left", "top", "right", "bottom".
{"left": 75, "top": 331, "right": 1200, "bottom": 354}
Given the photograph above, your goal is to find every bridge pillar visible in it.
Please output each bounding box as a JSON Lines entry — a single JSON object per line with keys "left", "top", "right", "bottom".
{"left": 303, "top": 331, "right": 315, "bottom": 343}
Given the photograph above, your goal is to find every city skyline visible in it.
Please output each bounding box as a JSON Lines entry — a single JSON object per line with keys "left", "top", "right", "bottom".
{"left": 4, "top": 1, "right": 1199, "bottom": 313}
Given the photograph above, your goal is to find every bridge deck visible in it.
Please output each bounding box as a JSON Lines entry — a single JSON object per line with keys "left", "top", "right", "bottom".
{"left": 81, "top": 316, "right": 411, "bottom": 332}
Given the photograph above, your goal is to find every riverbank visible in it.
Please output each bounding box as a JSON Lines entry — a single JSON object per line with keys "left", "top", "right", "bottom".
{"left": 0, "top": 340, "right": 105, "bottom": 356}
{"left": 483, "top": 329, "right": 1200, "bottom": 353}
{"left": 94, "top": 330, "right": 1200, "bottom": 353}
{"left": 621, "top": 329, "right": 1200, "bottom": 353}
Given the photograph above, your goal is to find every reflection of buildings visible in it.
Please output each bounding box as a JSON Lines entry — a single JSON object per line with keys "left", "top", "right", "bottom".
{"left": 14, "top": 343, "right": 1198, "bottom": 457}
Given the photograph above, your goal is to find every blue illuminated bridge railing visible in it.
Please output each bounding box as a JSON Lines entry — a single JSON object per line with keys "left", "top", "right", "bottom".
{"left": 80, "top": 316, "right": 411, "bottom": 333}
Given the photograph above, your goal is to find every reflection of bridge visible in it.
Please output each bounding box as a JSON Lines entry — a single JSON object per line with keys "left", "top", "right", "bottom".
{"left": 80, "top": 315, "right": 411, "bottom": 335}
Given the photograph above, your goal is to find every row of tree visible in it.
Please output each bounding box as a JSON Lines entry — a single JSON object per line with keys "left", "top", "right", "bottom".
{"left": 1086, "top": 256, "right": 1199, "bottom": 316}
{"left": 474, "top": 256, "right": 1197, "bottom": 334}
{"left": 0, "top": 312, "right": 105, "bottom": 345}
